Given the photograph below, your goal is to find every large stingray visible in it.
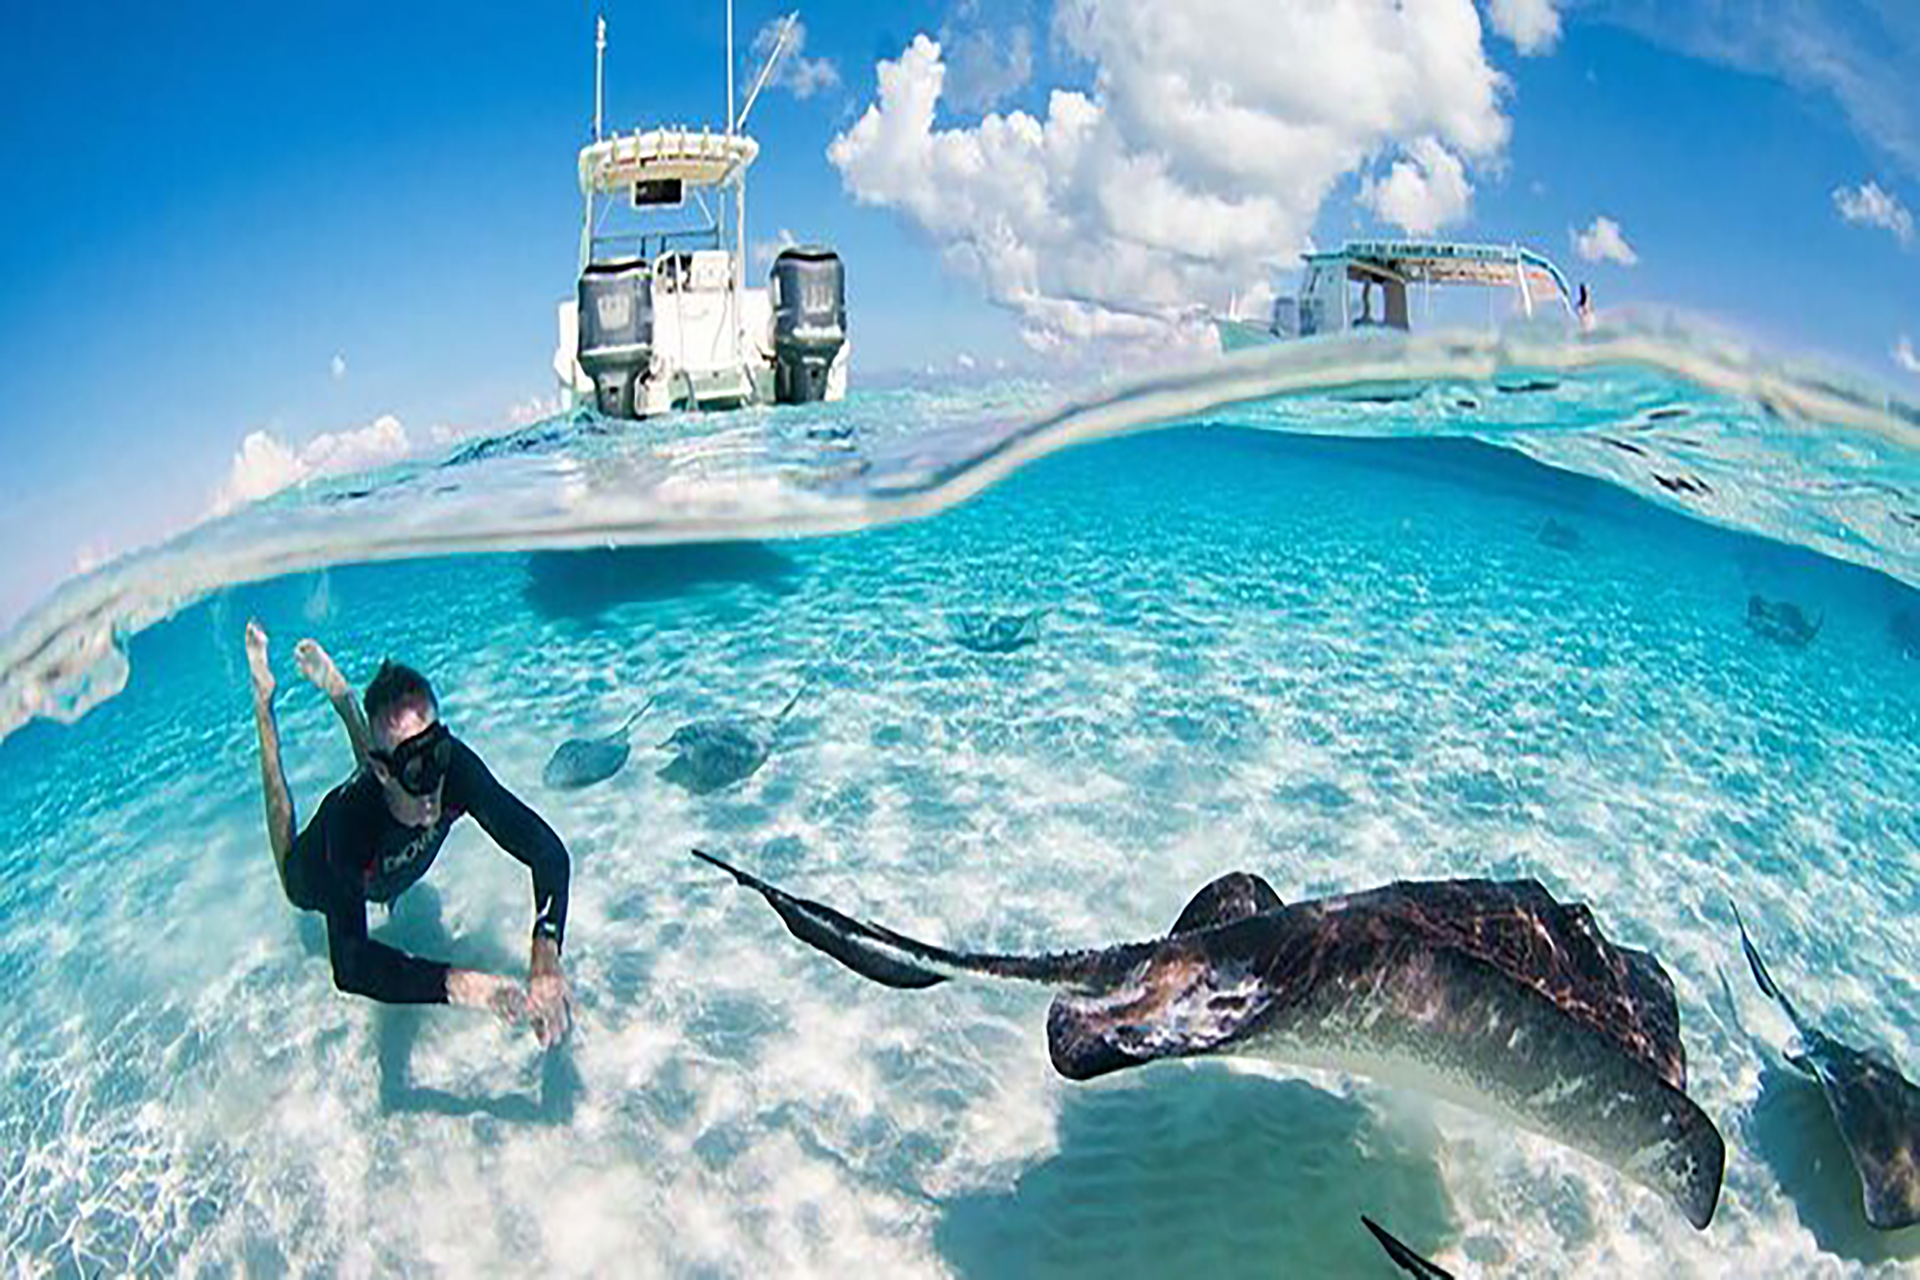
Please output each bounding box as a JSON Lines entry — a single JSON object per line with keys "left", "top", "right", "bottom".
{"left": 659, "top": 686, "right": 803, "bottom": 795}
{"left": 542, "top": 699, "right": 654, "bottom": 790}
{"left": 950, "top": 608, "right": 1048, "bottom": 654}
{"left": 693, "top": 852, "right": 1725, "bottom": 1228}
{"left": 1734, "top": 904, "right": 1920, "bottom": 1230}
{"left": 1746, "top": 595, "right": 1822, "bottom": 648}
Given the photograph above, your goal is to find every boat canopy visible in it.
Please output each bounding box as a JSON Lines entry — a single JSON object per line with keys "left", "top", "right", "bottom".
{"left": 578, "top": 128, "right": 760, "bottom": 198}
{"left": 1304, "top": 239, "right": 1574, "bottom": 312}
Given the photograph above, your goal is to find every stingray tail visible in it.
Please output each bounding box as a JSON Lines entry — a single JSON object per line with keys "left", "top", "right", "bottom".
{"left": 774, "top": 680, "right": 808, "bottom": 723}
{"left": 619, "top": 695, "right": 657, "bottom": 737}
{"left": 1731, "top": 899, "right": 1807, "bottom": 1034}
{"left": 693, "top": 849, "right": 1148, "bottom": 992}
{"left": 1361, "top": 1217, "right": 1454, "bottom": 1279}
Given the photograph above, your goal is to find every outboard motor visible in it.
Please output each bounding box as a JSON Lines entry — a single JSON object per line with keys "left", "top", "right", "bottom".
{"left": 576, "top": 258, "right": 654, "bottom": 418}
{"left": 770, "top": 246, "right": 846, "bottom": 404}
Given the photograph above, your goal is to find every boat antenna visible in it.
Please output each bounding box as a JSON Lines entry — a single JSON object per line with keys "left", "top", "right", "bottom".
{"left": 726, "top": 0, "right": 736, "bottom": 136}
{"left": 736, "top": 11, "right": 799, "bottom": 132}
{"left": 593, "top": 13, "right": 606, "bottom": 143}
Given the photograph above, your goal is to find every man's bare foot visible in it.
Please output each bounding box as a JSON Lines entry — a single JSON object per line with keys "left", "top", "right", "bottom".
{"left": 294, "top": 638, "right": 348, "bottom": 699}
{"left": 245, "top": 620, "right": 275, "bottom": 705}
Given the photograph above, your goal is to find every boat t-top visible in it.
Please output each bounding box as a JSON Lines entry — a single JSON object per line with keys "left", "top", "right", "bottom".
{"left": 553, "top": 10, "right": 850, "bottom": 418}
{"left": 1215, "top": 239, "right": 1579, "bottom": 351}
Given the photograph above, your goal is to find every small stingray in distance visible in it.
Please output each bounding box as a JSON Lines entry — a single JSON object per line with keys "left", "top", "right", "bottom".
{"left": 542, "top": 698, "right": 654, "bottom": 789}
{"left": 950, "top": 607, "right": 1049, "bottom": 654}
{"left": 1537, "top": 517, "right": 1583, "bottom": 552}
{"left": 1747, "top": 595, "right": 1822, "bottom": 648}
{"left": 659, "top": 685, "right": 805, "bottom": 795}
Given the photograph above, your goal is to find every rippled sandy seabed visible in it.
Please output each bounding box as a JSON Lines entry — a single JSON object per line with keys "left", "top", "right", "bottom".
{"left": 3, "top": 327, "right": 1920, "bottom": 1275}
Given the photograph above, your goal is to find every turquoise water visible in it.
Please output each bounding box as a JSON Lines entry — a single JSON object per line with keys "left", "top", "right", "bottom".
{"left": 4, "top": 331, "right": 1920, "bottom": 1274}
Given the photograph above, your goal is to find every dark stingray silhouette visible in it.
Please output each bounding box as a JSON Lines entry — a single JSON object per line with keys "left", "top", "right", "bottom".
{"left": 1734, "top": 904, "right": 1920, "bottom": 1230}
{"left": 1537, "top": 518, "right": 1583, "bottom": 552}
{"left": 542, "top": 699, "right": 654, "bottom": 790}
{"left": 950, "top": 608, "right": 1049, "bottom": 655}
{"left": 658, "top": 685, "right": 804, "bottom": 795}
{"left": 1889, "top": 609, "right": 1920, "bottom": 660}
{"left": 695, "top": 852, "right": 1726, "bottom": 1229}
{"left": 1746, "top": 595, "right": 1822, "bottom": 647}
{"left": 1362, "top": 1216, "right": 1453, "bottom": 1278}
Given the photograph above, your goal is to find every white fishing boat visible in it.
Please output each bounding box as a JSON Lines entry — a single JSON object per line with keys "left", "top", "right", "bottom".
{"left": 1215, "top": 239, "right": 1581, "bottom": 351}
{"left": 553, "top": 11, "right": 849, "bottom": 419}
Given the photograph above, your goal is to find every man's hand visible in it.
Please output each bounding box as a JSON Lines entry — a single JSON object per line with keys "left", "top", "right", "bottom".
{"left": 527, "top": 936, "right": 573, "bottom": 1049}
{"left": 446, "top": 969, "right": 531, "bottom": 1027}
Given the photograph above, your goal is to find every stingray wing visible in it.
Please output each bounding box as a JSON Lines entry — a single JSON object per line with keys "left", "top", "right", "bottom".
{"left": 1356, "top": 878, "right": 1692, "bottom": 1092}
{"left": 541, "top": 744, "right": 577, "bottom": 786}
{"left": 1259, "top": 883, "right": 1723, "bottom": 1229}
{"left": 542, "top": 740, "right": 593, "bottom": 787}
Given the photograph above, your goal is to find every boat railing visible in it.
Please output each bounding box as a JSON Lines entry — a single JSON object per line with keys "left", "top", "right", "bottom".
{"left": 588, "top": 228, "right": 727, "bottom": 262}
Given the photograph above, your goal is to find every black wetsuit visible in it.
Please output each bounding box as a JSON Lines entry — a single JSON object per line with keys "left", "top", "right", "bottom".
{"left": 286, "top": 738, "right": 569, "bottom": 1004}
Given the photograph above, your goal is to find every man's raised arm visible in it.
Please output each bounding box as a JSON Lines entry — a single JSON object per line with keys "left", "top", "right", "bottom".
{"left": 295, "top": 639, "right": 374, "bottom": 770}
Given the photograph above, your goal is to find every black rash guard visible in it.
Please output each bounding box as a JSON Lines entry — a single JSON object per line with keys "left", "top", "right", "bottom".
{"left": 289, "top": 738, "right": 569, "bottom": 1004}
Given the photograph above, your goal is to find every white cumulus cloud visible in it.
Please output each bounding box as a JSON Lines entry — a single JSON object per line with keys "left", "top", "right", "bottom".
{"left": 1486, "top": 0, "right": 1561, "bottom": 55}
{"left": 210, "top": 414, "right": 411, "bottom": 516}
{"left": 1361, "top": 137, "right": 1473, "bottom": 235}
{"left": 1573, "top": 214, "right": 1639, "bottom": 265}
{"left": 1896, "top": 335, "right": 1920, "bottom": 374}
{"left": 1833, "top": 180, "right": 1914, "bottom": 247}
{"left": 749, "top": 14, "right": 839, "bottom": 101}
{"left": 829, "top": 2, "right": 1509, "bottom": 351}
{"left": 940, "top": 11, "right": 1034, "bottom": 113}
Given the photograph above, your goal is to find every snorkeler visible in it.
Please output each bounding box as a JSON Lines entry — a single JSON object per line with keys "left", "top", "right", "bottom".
{"left": 244, "top": 622, "right": 573, "bottom": 1046}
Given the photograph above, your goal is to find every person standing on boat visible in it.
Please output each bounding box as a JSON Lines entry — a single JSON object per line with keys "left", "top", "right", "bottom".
{"left": 243, "top": 622, "right": 573, "bottom": 1046}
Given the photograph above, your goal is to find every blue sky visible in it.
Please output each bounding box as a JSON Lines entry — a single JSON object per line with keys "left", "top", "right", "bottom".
{"left": 1, "top": 0, "right": 1916, "bottom": 624}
